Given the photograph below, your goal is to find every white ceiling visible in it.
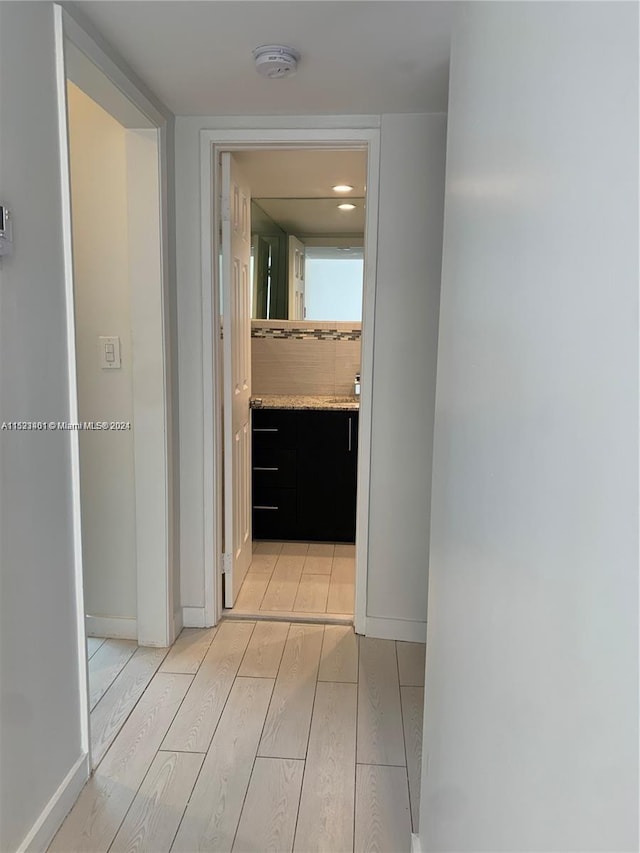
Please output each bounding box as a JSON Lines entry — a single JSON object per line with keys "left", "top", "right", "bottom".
{"left": 257, "top": 197, "right": 366, "bottom": 236}
{"left": 72, "top": 1, "right": 455, "bottom": 116}
{"left": 234, "top": 149, "right": 367, "bottom": 197}
{"left": 237, "top": 148, "right": 367, "bottom": 235}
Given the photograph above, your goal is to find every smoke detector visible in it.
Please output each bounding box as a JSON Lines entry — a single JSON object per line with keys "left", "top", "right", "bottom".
{"left": 253, "top": 45, "right": 300, "bottom": 79}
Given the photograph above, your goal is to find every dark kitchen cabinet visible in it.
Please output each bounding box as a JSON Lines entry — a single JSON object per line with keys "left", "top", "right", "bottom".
{"left": 251, "top": 408, "right": 358, "bottom": 543}
{"left": 296, "top": 410, "right": 358, "bottom": 542}
{"left": 252, "top": 409, "right": 298, "bottom": 540}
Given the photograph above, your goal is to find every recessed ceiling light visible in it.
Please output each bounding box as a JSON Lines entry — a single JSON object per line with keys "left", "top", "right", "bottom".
{"left": 333, "top": 185, "right": 354, "bottom": 193}
{"left": 338, "top": 203, "right": 356, "bottom": 211}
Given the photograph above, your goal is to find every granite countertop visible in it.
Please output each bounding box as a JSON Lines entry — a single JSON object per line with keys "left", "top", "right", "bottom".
{"left": 250, "top": 394, "right": 360, "bottom": 411}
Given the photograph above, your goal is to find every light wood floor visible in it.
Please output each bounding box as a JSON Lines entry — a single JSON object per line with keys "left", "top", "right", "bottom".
{"left": 56, "top": 624, "right": 425, "bottom": 853}
{"left": 87, "top": 636, "right": 169, "bottom": 769}
{"left": 232, "top": 541, "right": 355, "bottom": 620}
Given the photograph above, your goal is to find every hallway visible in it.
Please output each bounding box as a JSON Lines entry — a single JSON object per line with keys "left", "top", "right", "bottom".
{"left": 54, "top": 623, "right": 425, "bottom": 852}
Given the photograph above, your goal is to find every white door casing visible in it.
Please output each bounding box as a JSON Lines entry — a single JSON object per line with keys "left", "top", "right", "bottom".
{"left": 221, "top": 152, "right": 252, "bottom": 606}
{"left": 288, "top": 235, "right": 306, "bottom": 320}
{"left": 201, "top": 127, "right": 381, "bottom": 633}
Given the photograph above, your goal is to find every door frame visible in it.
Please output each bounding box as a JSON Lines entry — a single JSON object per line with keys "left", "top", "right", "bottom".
{"left": 54, "top": 2, "right": 176, "bottom": 761}
{"left": 200, "top": 126, "right": 381, "bottom": 632}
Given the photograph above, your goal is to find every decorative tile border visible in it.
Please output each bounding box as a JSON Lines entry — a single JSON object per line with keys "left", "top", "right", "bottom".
{"left": 252, "top": 326, "right": 361, "bottom": 341}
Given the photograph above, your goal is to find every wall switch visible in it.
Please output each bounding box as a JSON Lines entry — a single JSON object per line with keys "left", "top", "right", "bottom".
{"left": 0, "top": 204, "right": 13, "bottom": 257}
{"left": 99, "top": 336, "right": 121, "bottom": 369}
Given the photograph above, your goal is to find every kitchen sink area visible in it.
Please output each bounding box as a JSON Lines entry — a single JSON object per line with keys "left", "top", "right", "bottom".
{"left": 241, "top": 318, "right": 362, "bottom": 617}
{"left": 250, "top": 394, "right": 359, "bottom": 411}
{"left": 251, "top": 400, "right": 359, "bottom": 542}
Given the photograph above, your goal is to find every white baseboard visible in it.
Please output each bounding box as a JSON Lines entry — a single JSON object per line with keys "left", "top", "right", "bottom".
{"left": 17, "top": 752, "right": 89, "bottom": 853}
{"left": 182, "top": 606, "right": 206, "bottom": 628}
{"left": 364, "top": 616, "right": 427, "bottom": 643}
{"left": 85, "top": 615, "right": 137, "bottom": 640}
{"left": 411, "top": 832, "right": 423, "bottom": 853}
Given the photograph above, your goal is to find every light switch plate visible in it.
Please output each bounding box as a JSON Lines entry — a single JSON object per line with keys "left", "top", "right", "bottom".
{"left": 99, "top": 335, "right": 121, "bottom": 369}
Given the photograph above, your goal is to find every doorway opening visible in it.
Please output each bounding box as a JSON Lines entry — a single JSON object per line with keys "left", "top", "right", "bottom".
{"left": 202, "top": 131, "right": 381, "bottom": 633}
{"left": 56, "top": 6, "right": 174, "bottom": 769}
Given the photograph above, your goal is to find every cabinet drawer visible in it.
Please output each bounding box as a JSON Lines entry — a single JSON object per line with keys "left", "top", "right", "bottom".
{"left": 252, "top": 409, "right": 297, "bottom": 449}
{"left": 252, "top": 448, "right": 296, "bottom": 488}
{"left": 252, "top": 487, "right": 297, "bottom": 540}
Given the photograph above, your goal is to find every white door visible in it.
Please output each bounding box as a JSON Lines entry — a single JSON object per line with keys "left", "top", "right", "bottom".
{"left": 288, "top": 235, "right": 306, "bottom": 320}
{"left": 221, "top": 153, "right": 252, "bottom": 606}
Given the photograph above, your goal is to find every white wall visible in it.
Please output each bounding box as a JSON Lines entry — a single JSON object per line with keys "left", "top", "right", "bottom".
{"left": 65, "top": 25, "right": 179, "bottom": 645}
{"left": 420, "top": 3, "right": 639, "bottom": 851}
{"left": 67, "top": 82, "right": 137, "bottom": 623}
{"left": 126, "top": 126, "right": 176, "bottom": 646}
{"left": 175, "top": 115, "right": 447, "bottom": 639}
{"left": 0, "top": 4, "right": 87, "bottom": 850}
{"left": 175, "top": 116, "right": 208, "bottom": 609}
{"left": 366, "top": 114, "right": 446, "bottom": 639}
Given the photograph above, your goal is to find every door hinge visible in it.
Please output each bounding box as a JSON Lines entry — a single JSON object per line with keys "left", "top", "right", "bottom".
{"left": 220, "top": 196, "right": 231, "bottom": 223}
{"left": 222, "top": 552, "right": 232, "bottom": 574}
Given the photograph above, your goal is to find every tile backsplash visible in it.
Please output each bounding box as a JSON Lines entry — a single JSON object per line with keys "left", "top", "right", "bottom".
{"left": 251, "top": 320, "right": 361, "bottom": 396}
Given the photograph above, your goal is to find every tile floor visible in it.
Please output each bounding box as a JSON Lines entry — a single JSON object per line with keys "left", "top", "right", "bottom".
{"left": 57, "top": 623, "right": 425, "bottom": 852}
{"left": 232, "top": 540, "right": 355, "bottom": 619}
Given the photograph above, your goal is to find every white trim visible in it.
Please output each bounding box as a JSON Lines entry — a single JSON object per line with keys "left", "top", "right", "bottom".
{"left": 192, "top": 114, "right": 380, "bottom": 131}
{"left": 127, "top": 125, "right": 172, "bottom": 648}
{"left": 157, "top": 116, "right": 179, "bottom": 646}
{"left": 53, "top": 2, "right": 90, "bottom": 763}
{"left": 16, "top": 753, "right": 89, "bottom": 853}
{"left": 200, "top": 125, "right": 380, "bottom": 632}
{"left": 57, "top": 4, "right": 174, "bottom": 649}
{"left": 200, "top": 135, "right": 217, "bottom": 628}
{"left": 411, "top": 832, "right": 423, "bottom": 853}
{"left": 364, "top": 616, "right": 427, "bottom": 643}
{"left": 64, "top": 38, "right": 154, "bottom": 130}
{"left": 85, "top": 615, "right": 137, "bottom": 641}
{"left": 222, "top": 612, "right": 353, "bottom": 626}
{"left": 183, "top": 606, "right": 207, "bottom": 628}
{"left": 204, "top": 128, "right": 380, "bottom": 148}
{"left": 58, "top": 6, "right": 168, "bottom": 126}
{"left": 354, "top": 128, "right": 380, "bottom": 635}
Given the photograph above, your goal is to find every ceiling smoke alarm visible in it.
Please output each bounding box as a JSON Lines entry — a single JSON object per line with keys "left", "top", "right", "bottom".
{"left": 253, "top": 45, "right": 300, "bottom": 79}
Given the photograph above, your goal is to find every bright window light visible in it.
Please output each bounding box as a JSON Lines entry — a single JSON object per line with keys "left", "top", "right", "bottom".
{"left": 304, "top": 246, "right": 363, "bottom": 321}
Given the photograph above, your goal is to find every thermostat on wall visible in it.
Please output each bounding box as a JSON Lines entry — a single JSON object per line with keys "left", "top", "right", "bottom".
{"left": 0, "top": 204, "right": 13, "bottom": 256}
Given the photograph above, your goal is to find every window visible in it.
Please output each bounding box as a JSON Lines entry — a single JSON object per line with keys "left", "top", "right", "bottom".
{"left": 304, "top": 246, "right": 364, "bottom": 321}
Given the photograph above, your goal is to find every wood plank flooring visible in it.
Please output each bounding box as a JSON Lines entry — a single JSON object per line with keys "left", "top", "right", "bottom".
{"left": 294, "top": 681, "right": 357, "bottom": 853}
{"left": 54, "top": 624, "right": 425, "bottom": 853}
{"left": 87, "top": 636, "right": 105, "bottom": 659}
{"left": 50, "top": 673, "right": 192, "bottom": 853}
{"left": 233, "top": 541, "right": 355, "bottom": 619}
{"left": 162, "top": 621, "right": 254, "bottom": 753}
{"left": 355, "top": 764, "right": 412, "bottom": 853}
{"left": 91, "top": 645, "right": 168, "bottom": 767}
{"left": 258, "top": 624, "right": 323, "bottom": 760}
{"left": 88, "top": 638, "right": 137, "bottom": 710}
{"left": 400, "top": 685, "right": 424, "bottom": 833}
{"left": 232, "top": 757, "right": 304, "bottom": 853}
{"left": 357, "top": 637, "right": 406, "bottom": 766}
